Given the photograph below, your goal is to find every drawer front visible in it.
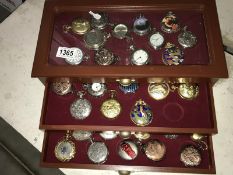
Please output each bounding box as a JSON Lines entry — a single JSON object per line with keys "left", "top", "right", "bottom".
{"left": 40, "top": 79, "right": 217, "bottom": 134}
{"left": 41, "top": 130, "right": 215, "bottom": 174}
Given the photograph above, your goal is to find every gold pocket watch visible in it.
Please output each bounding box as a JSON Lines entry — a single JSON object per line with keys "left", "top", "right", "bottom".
{"left": 63, "top": 18, "right": 91, "bottom": 35}
{"left": 54, "top": 131, "right": 76, "bottom": 162}
{"left": 177, "top": 83, "right": 199, "bottom": 100}
{"left": 148, "top": 83, "right": 170, "bottom": 100}
{"left": 100, "top": 90, "right": 122, "bottom": 119}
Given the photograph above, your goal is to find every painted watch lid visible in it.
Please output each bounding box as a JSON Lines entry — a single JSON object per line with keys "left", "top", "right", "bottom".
{"left": 51, "top": 77, "right": 72, "bottom": 96}
{"left": 72, "top": 130, "right": 92, "bottom": 141}
{"left": 83, "top": 83, "right": 107, "bottom": 97}
{"left": 118, "top": 140, "right": 138, "bottom": 160}
{"left": 94, "top": 48, "right": 119, "bottom": 65}
{"left": 161, "top": 11, "right": 180, "bottom": 33}
{"left": 70, "top": 91, "right": 92, "bottom": 120}
{"left": 180, "top": 145, "right": 202, "bottom": 167}
{"left": 130, "top": 99, "right": 153, "bottom": 126}
{"left": 87, "top": 141, "right": 109, "bottom": 164}
{"left": 119, "top": 82, "right": 139, "bottom": 94}
{"left": 148, "top": 83, "right": 170, "bottom": 100}
{"left": 100, "top": 90, "right": 121, "bottom": 119}
{"left": 144, "top": 139, "right": 166, "bottom": 161}
{"left": 162, "top": 42, "right": 184, "bottom": 65}
{"left": 133, "top": 15, "right": 151, "bottom": 36}
{"left": 178, "top": 26, "right": 197, "bottom": 48}
{"left": 178, "top": 83, "right": 199, "bottom": 100}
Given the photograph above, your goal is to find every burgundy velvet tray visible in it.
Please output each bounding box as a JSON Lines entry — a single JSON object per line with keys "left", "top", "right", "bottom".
{"left": 41, "top": 130, "right": 215, "bottom": 173}
{"left": 40, "top": 80, "right": 217, "bottom": 134}
{"left": 49, "top": 11, "right": 208, "bottom": 66}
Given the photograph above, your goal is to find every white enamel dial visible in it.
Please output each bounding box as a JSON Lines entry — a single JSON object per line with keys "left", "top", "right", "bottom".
{"left": 65, "top": 48, "right": 84, "bottom": 65}
{"left": 149, "top": 33, "right": 164, "bottom": 49}
{"left": 132, "top": 49, "right": 149, "bottom": 65}
{"left": 91, "top": 83, "right": 102, "bottom": 92}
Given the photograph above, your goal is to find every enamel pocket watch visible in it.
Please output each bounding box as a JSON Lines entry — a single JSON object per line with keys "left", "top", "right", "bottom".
{"left": 119, "top": 82, "right": 139, "bottom": 94}
{"left": 54, "top": 131, "right": 76, "bottom": 162}
{"left": 100, "top": 90, "right": 121, "bottom": 119}
{"left": 148, "top": 30, "right": 165, "bottom": 50}
{"left": 133, "top": 15, "right": 151, "bottom": 36}
{"left": 84, "top": 29, "right": 110, "bottom": 50}
{"left": 161, "top": 11, "right": 180, "bottom": 33}
{"left": 51, "top": 77, "right": 72, "bottom": 96}
{"left": 178, "top": 26, "right": 197, "bottom": 49}
{"left": 70, "top": 91, "right": 92, "bottom": 120}
{"left": 94, "top": 48, "right": 119, "bottom": 65}
{"left": 118, "top": 140, "right": 139, "bottom": 160}
{"left": 63, "top": 18, "right": 90, "bottom": 35}
{"left": 130, "top": 99, "right": 153, "bottom": 126}
{"left": 177, "top": 83, "right": 199, "bottom": 100}
{"left": 130, "top": 45, "right": 150, "bottom": 66}
{"left": 162, "top": 42, "right": 184, "bottom": 65}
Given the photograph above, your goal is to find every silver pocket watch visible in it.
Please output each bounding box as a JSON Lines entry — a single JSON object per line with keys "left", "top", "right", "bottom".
{"left": 70, "top": 91, "right": 92, "bottom": 120}
{"left": 129, "top": 45, "right": 150, "bottom": 65}
{"left": 94, "top": 48, "right": 119, "bottom": 65}
{"left": 148, "top": 29, "right": 165, "bottom": 50}
{"left": 64, "top": 48, "right": 89, "bottom": 65}
{"left": 83, "top": 82, "right": 107, "bottom": 97}
{"left": 89, "top": 11, "right": 109, "bottom": 30}
{"left": 178, "top": 26, "right": 197, "bottom": 49}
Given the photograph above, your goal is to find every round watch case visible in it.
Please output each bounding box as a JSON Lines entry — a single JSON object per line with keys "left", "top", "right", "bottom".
{"left": 83, "top": 83, "right": 107, "bottom": 97}
{"left": 83, "top": 29, "right": 109, "bottom": 50}
{"left": 64, "top": 47, "right": 85, "bottom": 65}
{"left": 51, "top": 77, "right": 72, "bottom": 96}
{"left": 148, "top": 31, "right": 165, "bottom": 50}
{"left": 180, "top": 145, "right": 202, "bottom": 167}
{"left": 118, "top": 140, "right": 138, "bottom": 160}
{"left": 178, "top": 26, "right": 197, "bottom": 48}
{"left": 90, "top": 12, "right": 108, "bottom": 30}
{"left": 54, "top": 139, "right": 76, "bottom": 162}
{"left": 87, "top": 141, "right": 109, "bottom": 164}
{"left": 94, "top": 48, "right": 119, "bottom": 65}
{"left": 144, "top": 139, "right": 166, "bottom": 161}
{"left": 112, "top": 24, "right": 130, "bottom": 39}
{"left": 130, "top": 99, "right": 153, "bottom": 126}
{"left": 72, "top": 130, "right": 92, "bottom": 141}
{"left": 63, "top": 18, "right": 91, "bottom": 35}
{"left": 70, "top": 92, "right": 92, "bottom": 120}
{"left": 101, "top": 98, "right": 121, "bottom": 119}
{"left": 178, "top": 83, "right": 199, "bottom": 100}
{"left": 148, "top": 83, "right": 170, "bottom": 100}
{"left": 133, "top": 15, "right": 151, "bottom": 36}
{"left": 131, "top": 48, "right": 150, "bottom": 66}
{"left": 161, "top": 11, "right": 180, "bottom": 33}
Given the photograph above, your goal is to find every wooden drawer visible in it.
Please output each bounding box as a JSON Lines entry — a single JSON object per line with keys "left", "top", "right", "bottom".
{"left": 40, "top": 79, "right": 217, "bottom": 134}
{"left": 41, "top": 130, "right": 215, "bottom": 174}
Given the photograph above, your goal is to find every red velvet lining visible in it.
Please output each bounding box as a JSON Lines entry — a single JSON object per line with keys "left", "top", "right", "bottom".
{"left": 49, "top": 10, "right": 209, "bottom": 65}
{"left": 43, "top": 131, "right": 211, "bottom": 169}
{"left": 42, "top": 82, "right": 213, "bottom": 129}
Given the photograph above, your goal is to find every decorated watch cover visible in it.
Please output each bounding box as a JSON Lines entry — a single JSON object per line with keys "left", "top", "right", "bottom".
{"left": 161, "top": 11, "right": 180, "bottom": 33}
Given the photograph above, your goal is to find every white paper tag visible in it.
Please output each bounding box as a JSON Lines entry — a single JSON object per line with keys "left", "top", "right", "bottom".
{"left": 56, "top": 47, "right": 83, "bottom": 60}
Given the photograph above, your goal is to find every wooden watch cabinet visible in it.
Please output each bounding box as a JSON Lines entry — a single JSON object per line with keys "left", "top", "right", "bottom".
{"left": 31, "top": 0, "right": 228, "bottom": 174}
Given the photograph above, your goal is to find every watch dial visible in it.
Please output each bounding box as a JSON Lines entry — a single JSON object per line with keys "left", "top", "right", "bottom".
{"left": 150, "top": 33, "right": 164, "bottom": 48}
{"left": 91, "top": 83, "right": 102, "bottom": 92}
{"left": 132, "top": 49, "right": 149, "bottom": 65}
{"left": 65, "top": 48, "right": 83, "bottom": 65}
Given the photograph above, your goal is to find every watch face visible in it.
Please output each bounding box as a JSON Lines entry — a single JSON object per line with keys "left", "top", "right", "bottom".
{"left": 113, "top": 24, "right": 128, "bottom": 39}
{"left": 84, "top": 83, "right": 107, "bottom": 97}
{"left": 54, "top": 140, "right": 76, "bottom": 162}
{"left": 64, "top": 48, "right": 84, "bottom": 65}
{"left": 131, "top": 49, "right": 149, "bottom": 65}
{"left": 70, "top": 98, "right": 92, "bottom": 120}
{"left": 87, "top": 142, "right": 109, "bottom": 164}
{"left": 133, "top": 16, "right": 151, "bottom": 36}
{"left": 149, "top": 33, "right": 164, "bottom": 49}
{"left": 84, "top": 29, "right": 105, "bottom": 50}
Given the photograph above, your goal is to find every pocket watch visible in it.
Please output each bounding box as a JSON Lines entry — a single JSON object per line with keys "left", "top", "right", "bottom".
{"left": 133, "top": 15, "right": 151, "bottom": 36}
{"left": 54, "top": 131, "right": 76, "bottom": 162}
{"left": 64, "top": 48, "right": 89, "bottom": 65}
{"left": 161, "top": 11, "right": 180, "bottom": 33}
{"left": 72, "top": 130, "right": 93, "bottom": 141}
{"left": 164, "top": 134, "right": 179, "bottom": 139}
{"left": 133, "top": 132, "right": 151, "bottom": 140}
{"left": 84, "top": 29, "right": 110, "bottom": 50}
{"left": 143, "top": 139, "right": 166, "bottom": 161}
{"left": 118, "top": 140, "right": 138, "bottom": 160}
{"left": 119, "top": 131, "right": 132, "bottom": 139}
{"left": 119, "top": 82, "right": 139, "bottom": 94}
{"left": 87, "top": 140, "right": 109, "bottom": 164}
{"left": 70, "top": 91, "right": 92, "bottom": 120}
{"left": 112, "top": 24, "right": 132, "bottom": 40}
{"left": 83, "top": 83, "right": 107, "bottom": 97}
{"left": 99, "top": 131, "right": 118, "bottom": 140}
{"left": 63, "top": 18, "right": 90, "bottom": 35}
{"left": 162, "top": 42, "right": 184, "bottom": 65}
{"left": 148, "top": 30, "right": 165, "bottom": 50}
{"left": 130, "top": 45, "right": 150, "bottom": 66}
{"left": 100, "top": 90, "right": 121, "bottom": 119}
{"left": 190, "top": 133, "right": 208, "bottom": 151}
{"left": 177, "top": 83, "right": 199, "bottom": 100}
{"left": 94, "top": 48, "right": 119, "bottom": 65}
{"left": 90, "top": 12, "right": 108, "bottom": 30}
{"left": 130, "top": 99, "right": 153, "bottom": 126}
{"left": 178, "top": 26, "right": 197, "bottom": 49}
{"left": 180, "top": 145, "right": 202, "bottom": 167}
{"left": 51, "top": 77, "right": 72, "bottom": 96}
{"left": 148, "top": 83, "right": 170, "bottom": 100}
